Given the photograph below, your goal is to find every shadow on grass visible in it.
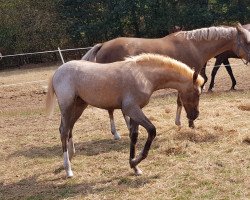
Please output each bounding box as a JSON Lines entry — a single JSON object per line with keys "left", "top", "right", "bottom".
{"left": 8, "top": 138, "right": 131, "bottom": 159}
{"left": 9, "top": 133, "right": 164, "bottom": 160}
{"left": 0, "top": 172, "right": 159, "bottom": 199}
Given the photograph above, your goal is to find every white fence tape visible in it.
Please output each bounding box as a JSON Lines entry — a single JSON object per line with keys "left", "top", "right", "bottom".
{"left": 0, "top": 80, "right": 47, "bottom": 88}
{"left": 0, "top": 47, "right": 92, "bottom": 58}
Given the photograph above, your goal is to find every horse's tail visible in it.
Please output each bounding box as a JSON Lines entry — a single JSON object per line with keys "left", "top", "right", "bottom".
{"left": 81, "top": 43, "right": 103, "bottom": 61}
{"left": 45, "top": 76, "right": 56, "bottom": 118}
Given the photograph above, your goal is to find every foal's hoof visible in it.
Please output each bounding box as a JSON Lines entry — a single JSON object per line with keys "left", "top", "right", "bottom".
{"left": 175, "top": 120, "right": 181, "bottom": 126}
{"left": 66, "top": 170, "right": 74, "bottom": 178}
{"left": 188, "top": 121, "right": 195, "bottom": 129}
{"left": 113, "top": 133, "right": 121, "bottom": 140}
{"left": 176, "top": 125, "right": 182, "bottom": 131}
{"left": 133, "top": 166, "right": 143, "bottom": 176}
{"left": 130, "top": 159, "right": 137, "bottom": 168}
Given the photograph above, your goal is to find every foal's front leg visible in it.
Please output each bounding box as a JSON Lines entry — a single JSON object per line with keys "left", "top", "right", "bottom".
{"left": 122, "top": 104, "right": 156, "bottom": 175}
{"left": 108, "top": 110, "right": 121, "bottom": 140}
{"left": 129, "top": 119, "right": 142, "bottom": 175}
{"left": 175, "top": 93, "right": 182, "bottom": 127}
{"left": 108, "top": 110, "right": 130, "bottom": 140}
{"left": 175, "top": 94, "right": 194, "bottom": 128}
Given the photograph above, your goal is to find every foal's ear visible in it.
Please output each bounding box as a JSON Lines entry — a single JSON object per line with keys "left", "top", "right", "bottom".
{"left": 193, "top": 71, "right": 199, "bottom": 85}
{"left": 236, "top": 23, "right": 244, "bottom": 34}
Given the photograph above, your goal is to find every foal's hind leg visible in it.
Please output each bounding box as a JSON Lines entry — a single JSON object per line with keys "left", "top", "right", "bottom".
{"left": 122, "top": 104, "right": 156, "bottom": 175}
{"left": 68, "top": 97, "right": 88, "bottom": 160}
{"left": 59, "top": 114, "right": 73, "bottom": 177}
{"left": 59, "top": 97, "right": 87, "bottom": 177}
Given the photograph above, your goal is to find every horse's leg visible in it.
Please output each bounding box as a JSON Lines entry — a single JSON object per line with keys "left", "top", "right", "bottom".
{"left": 200, "top": 64, "right": 208, "bottom": 90}
{"left": 68, "top": 97, "right": 88, "bottom": 161}
{"left": 123, "top": 113, "right": 130, "bottom": 130}
{"left": 208, "top": 58, "right": 222, "bottom": 91}
{"left": 122, "top": 104, "right": 156, "bottom": 175}
{"left": 129, "top": 118, "right": 141, "bottom": 175}
{"left": 108, "top": 110, "right": 121, "bottom": 140}
{"left": 59, "top": 112, "right": 73, "bottom": 178}
{"left": 224, "top": 59, "right": 236, "bottom": 90}
{"left": 59, "top": 98, "right": 87, "bottom": 178}
{"left": 68, "top": 130, "right": 75, "bottom": 161}
{"left": 175, "top": 93, "right": 182, "bottom": 127}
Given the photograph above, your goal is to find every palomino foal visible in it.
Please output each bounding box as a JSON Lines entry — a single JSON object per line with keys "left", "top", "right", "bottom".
{"left": 46, "top": 54, "right": 204, "bottom": 177}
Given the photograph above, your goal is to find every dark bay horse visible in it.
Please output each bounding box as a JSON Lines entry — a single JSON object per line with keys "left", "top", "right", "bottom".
{"left": 46, "top": 54, "right": 204, "bottom": 177}
{"left": 207, "top": 24, "right": 250, "bottom": 91}
{"left": 82, "top": 23, "right": 250, "bottom": 139}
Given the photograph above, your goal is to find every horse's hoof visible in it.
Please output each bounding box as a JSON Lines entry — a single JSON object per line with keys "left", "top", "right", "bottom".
{"left": 134, "top": 166, "right": 143, "bottom": 176}
{"left": 114, "top": 133, "right": 121, "bottom": 140}
{"left": 66, "top": 170, "right": 74, "bottom": 178}
{"left": 175, "top": 121, "right": 181, "bottom": 126}
{"left": 130, "top": 159, "right": 137, "bottom": 168}
{"left": 188, "top": 121, "right": 195, "bottom": 129}
{"left": 207, "top": 89, "right": 213, "bottom": 93}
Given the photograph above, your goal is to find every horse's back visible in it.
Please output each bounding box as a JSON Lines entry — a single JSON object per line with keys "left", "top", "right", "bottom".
{"left": 96, "top": 37, "right": 165, "bottom": 63}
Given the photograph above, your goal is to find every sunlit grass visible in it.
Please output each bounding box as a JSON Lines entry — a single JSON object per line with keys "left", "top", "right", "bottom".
{"left": 0, "top": 60, "right": 250, "bottom": 199}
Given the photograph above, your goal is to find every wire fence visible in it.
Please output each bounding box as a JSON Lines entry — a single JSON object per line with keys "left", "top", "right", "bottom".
{"left": 0, "top": 49, "right": 248, "bottom": 72}
{"left": 0, "top": 46, "right": 92, "bottom": 70}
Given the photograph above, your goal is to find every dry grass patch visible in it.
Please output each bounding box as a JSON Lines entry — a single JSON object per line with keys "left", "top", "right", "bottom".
{"left": 0, "top": 60, "right": 250, "bottom": 199}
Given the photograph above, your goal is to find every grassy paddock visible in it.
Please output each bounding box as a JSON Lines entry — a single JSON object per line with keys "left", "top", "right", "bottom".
{"left": 0, "top": 59, "right": 249, "bottom": 200}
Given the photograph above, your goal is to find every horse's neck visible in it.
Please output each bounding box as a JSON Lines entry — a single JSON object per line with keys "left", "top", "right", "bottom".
{"left": 144, "top": 66, "right": 191, "bottom": 92}
{"left": 168, "top": 29, "right": 237, "bottom": 69}
{"left": 194, "top": 38, "right": 235, "bottom": 64}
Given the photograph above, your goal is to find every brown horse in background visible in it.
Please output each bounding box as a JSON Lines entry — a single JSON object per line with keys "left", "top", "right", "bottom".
{"left": 82, "top": 23, "right": 250, "bottom": 139}
{"left": 207, "top": 24, "right": 250, "bottom": 91}
{"left": 46, "top": 54, "right": 204, "bottom": 177}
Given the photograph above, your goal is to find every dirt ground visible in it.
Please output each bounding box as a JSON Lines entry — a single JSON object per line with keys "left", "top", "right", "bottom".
{"left": 0, "top": 58, "right": 249, "bottom": 199}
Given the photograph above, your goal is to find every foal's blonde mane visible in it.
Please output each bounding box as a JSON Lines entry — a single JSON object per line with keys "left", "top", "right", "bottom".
{"left": 126, "top": 53, "right": 204, "bottom": 86}
{"left": 175, "top": 26, "right": 236, "bottom": 41}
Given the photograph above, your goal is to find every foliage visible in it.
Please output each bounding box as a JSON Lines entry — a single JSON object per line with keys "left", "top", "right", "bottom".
{"left": 0, "top": 0, "right": 249, "bottom": 66}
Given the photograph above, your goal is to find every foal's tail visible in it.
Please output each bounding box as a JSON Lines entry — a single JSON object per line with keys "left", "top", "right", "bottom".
{"left": 81, "top": 43, "right": 103, "bottom": 61}
{"left": 45, "top": 76, "right": 56, "bottom": 118}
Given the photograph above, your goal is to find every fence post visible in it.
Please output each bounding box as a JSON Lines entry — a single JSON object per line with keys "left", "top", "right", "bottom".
{"left": 58, "top": 47, "right": 65, "bottom": 64}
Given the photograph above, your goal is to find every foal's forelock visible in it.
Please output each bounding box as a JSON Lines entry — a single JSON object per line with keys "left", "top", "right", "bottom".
{"left": 175, "top": 27, "right": 236, "bottom": 41}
